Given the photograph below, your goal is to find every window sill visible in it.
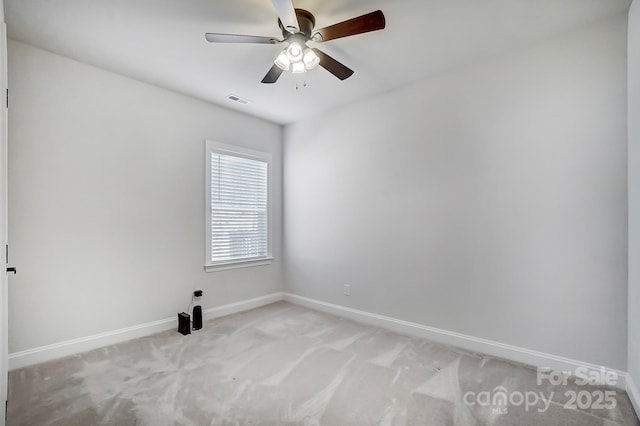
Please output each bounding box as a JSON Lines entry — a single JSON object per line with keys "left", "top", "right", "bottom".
{"left": 204, "top": 257, "right": 274, "bottom": 273}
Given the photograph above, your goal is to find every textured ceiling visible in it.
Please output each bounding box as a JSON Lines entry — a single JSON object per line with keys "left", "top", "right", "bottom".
{"left": 4, "top": 0, "right": 632, "bottom": 124}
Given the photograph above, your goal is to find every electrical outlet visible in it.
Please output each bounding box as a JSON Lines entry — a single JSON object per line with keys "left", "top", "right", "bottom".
{"left": 344, "top": 284, "right": 351, "bottom": 296}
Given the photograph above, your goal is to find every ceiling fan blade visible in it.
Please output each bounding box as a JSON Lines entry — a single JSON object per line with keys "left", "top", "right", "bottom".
{"left": 312, "top": 10, "right": 385, "bottom": 42}
{"left": 312, "top": 48, "right": 354, "bottom": 81}
{"left": 261, "top": 64, "right": 284, "bottom": 84}
{"left": 205, "top": 33, "right": 280, "bottom": 44}
{"left": 271, "top": 0, "right": 300, "bottom": 33}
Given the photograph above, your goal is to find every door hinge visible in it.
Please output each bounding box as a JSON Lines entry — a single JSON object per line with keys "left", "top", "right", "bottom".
{"left": 5, "top": 88, "right": 7, "bottom": 109}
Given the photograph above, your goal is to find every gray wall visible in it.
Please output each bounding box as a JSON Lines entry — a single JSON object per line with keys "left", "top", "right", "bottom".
{"left": 7, "top": 41, "right": 283, "bottom": 353}
{"left": 629, "top": 0, "right": 640, "bottom": 395}
{"left": 284, "top": 15, "right": 628, "bottom": 369}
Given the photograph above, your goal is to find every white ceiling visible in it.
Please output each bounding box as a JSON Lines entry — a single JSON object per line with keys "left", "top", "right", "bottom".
{"left": 4, "top": 0, "right": 632, "bottom": 124}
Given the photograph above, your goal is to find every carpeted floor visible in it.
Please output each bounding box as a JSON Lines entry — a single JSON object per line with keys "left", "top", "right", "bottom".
{"left": 7, "top": 301, "right": 640, "bottom": 425}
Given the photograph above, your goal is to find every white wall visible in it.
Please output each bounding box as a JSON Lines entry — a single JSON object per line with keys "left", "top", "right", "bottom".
{"left": 628, "top": 0, "right": 640, "bottom": 404}
{"left": 7, "top": 41, "right": 283, "bottom": 353}
{"left": 284, "top": 15, "right": 628, "bottom": 369}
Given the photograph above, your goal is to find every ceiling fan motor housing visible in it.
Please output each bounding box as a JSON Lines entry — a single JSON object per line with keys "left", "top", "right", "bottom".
{"left": 279, "top": 9, "right": 316, "bottom": 39}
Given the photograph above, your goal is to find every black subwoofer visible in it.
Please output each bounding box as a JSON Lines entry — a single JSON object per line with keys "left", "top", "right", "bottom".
{"left": 178, "top": 312, "right": 191, "bottom": 335}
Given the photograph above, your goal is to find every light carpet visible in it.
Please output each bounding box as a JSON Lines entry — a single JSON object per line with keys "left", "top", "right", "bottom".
{"left": 8, "top": 301, "right": 640, "bottom": 425}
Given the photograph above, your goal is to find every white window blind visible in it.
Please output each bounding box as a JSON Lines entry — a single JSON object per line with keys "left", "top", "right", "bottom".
{"left": 209, "top": 149, "right": 269, "bottom": 264}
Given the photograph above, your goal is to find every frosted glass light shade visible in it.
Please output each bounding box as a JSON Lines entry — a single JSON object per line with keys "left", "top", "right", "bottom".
{"left": 274, "top": 50, "right": 290, "bottom": 71}
{"left": 286, "top": 42, "right": 303, "bottom": 62}
{"left": 291, "top": 61, "right": 306, "bottom": 74}
{"left": 303, "top": 48, "right": 320, "bottom": 70}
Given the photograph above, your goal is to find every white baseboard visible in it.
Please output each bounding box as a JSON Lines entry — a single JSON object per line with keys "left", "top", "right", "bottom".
{"left": 8, "top": 318, "right": 176, "bottom": 371}
{"left": 8, "top": 292, "right": 285, "bottom": 370}
{"left": 203, "top": 292, "right": 284, "bottom": 322}
{"left": 284, "top": 293, "right": 628, "bottom": 390}
{"left": 628, "top": 374, "right": 640, "bottom": 419}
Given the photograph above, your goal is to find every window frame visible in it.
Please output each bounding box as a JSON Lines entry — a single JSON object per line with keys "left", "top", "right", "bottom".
{"left": 204, "top": 140, "right": 273, "bottom": 272}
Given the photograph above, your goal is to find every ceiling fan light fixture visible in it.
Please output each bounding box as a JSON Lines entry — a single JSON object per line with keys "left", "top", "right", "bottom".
{"left": 275, "top": 40, "right": 318, "bottom": 74}
{"left": 302, "top": 48, "right": 320, "bottom": 70}
{"left": 274, "top": 50, "right": 291, "bottom": 71}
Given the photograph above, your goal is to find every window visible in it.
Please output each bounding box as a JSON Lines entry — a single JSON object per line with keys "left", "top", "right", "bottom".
{"left": 205, "top": 141, "right": 272, "bottom": 271}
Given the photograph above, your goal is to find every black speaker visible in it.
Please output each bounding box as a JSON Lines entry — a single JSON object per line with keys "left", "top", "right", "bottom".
{"left": 192, "top": 305, "right": 202, "bottom": 330}
{"left": 178, "top": 312, "right": 191, "bottom": 335}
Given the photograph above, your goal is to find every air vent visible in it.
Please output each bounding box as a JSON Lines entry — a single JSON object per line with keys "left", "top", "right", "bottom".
{"left": 227, "top": 94, "right": 250, "bottom": 105}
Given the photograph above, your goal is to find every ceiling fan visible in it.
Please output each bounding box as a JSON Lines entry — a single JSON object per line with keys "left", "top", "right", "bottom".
{"left": 205, "top": 0, "right": 386, "bottom": 84}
